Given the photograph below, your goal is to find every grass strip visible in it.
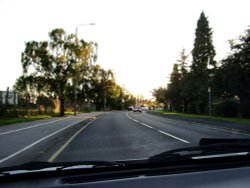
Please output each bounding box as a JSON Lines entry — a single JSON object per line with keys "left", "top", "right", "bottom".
{"left": 0, "top": 115, "right": 52, "bottom": 126}
{"left": 154, "top": 110, "right": 250, "bottom": 125}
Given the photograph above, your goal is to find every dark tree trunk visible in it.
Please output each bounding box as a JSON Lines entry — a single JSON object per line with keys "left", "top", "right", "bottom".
{"left": 60, "top": 96, "right": 65, "bottom": 116}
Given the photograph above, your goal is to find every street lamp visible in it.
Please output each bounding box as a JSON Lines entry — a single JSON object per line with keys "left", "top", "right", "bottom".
{"left": 74, "top": 23, "right": 96, "bottom": 116}
{"left": 207, "top": 56, "right": 217, "bottom": 116}
{"left": 208, "top": 86, "right": 211, "bottom": 116}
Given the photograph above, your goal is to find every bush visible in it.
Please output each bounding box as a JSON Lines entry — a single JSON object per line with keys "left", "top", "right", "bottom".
{"left": 240, "top": 101, "right": 250, "bottom": 118}
{"left": 217, "top": 99, "right": 239, "bottom": 118}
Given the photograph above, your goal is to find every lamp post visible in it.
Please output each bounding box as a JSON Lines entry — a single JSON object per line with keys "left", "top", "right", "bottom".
{"left": 208, "top": 86, "right": 211, "bottom": 116}
{"left": 207, "top": 57, "right": 215, "bottom": 117}
{"left": 74, "top": 23, "right": 96, "bottom": 116}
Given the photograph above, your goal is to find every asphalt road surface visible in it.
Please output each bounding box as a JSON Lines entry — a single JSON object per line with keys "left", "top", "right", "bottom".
{"left": 0, "top": 111, "right": 249, "bottom": 168}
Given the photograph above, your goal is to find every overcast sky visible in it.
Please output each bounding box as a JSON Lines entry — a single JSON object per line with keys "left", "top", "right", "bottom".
{"left": 0, "top": 0, "right": 249, "bottom": 99}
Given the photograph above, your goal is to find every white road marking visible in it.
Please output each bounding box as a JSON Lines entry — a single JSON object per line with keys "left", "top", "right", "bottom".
{"left": 133, "top": 119, "right": 139, "bottom": 123}
{"left": 158, "top": 130, "right": 190, "bottom": 144}
{"left": 0, "top": 119, "right": 84, "bottom": 164}
{"left": 141, "top": 123, "right": 153, "bottom": 129}
{"left": 126, "top": 112, "right": 133, "bottom": 120}
{"left": 0, "top": 117, "right": 70, "bottom": 136}
{"left": 48, "top": 118, "right": 98, "bottom": 162}
{"left": 147, "top": 113, "right": 250, "bottom": 137}
{"left": 126, "top": 112, "right": 190, "bottom": 144}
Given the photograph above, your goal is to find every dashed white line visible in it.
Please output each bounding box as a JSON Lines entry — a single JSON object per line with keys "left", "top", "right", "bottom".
{"left": 141, "top": 123, "right": 153, "bottom": 129}
{"left": 158, "top": 130, "right": 190, "bottom": 144}
{"left": 133, "top": 119, "right": 139, "bottom": 123}
{"left": 0, "top": 117, "right": 70, "bottom": 136}
{"left": 126, "top": 112, "right": 190, "bottom": 144}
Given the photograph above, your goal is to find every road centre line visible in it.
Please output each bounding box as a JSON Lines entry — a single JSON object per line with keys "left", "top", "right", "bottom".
{"left": 158, "top": 130, "right": 190, "bottom": 144}
{"left": 0, "top": 117, "right": 71, "bottom": 136}
{"left": 48, "top": 118, "right": 98, "bottom": 162}
{"left": 0, "top": 118, "right": 85, "bottom": 164}
{"left": 126, "top": 112, "right": 190, "bottom": 144}
{"left": 133, "top": 119, "right": 139, "bottom": 123}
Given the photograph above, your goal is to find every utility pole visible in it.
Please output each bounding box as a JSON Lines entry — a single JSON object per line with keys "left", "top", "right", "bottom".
{"left": 208, "top": 86, "right": 211, "bottom": 116}
{"left": 74, "top": 23, "right": 96, "bottom": 116}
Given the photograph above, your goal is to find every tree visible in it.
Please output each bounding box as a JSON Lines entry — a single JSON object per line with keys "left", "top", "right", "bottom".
{"left": 190, "top": 12, "right": 216, "bottom": 114}
{"left": 167, "top": 64, "right": 182, "bottom": 111}
{"left": 19, "top": 28, "right": 97, "bottom": 116}
{"left": 215, "top": 28, "right": 250, "bottom": 117}
{"left": 153, "top": 87, "right": 167, "bottom": 109}
{"left": 177, "top": 49, "right": 190, "bottom": 113}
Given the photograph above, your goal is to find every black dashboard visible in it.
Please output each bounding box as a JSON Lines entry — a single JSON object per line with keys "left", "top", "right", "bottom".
{"left": 1, "top": 164, "right": 250, "bottom": 187}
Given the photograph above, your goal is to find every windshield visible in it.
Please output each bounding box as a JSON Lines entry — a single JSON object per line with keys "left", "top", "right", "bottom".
{"left": 0, "top": 0, "right": 250, "bottom": 169}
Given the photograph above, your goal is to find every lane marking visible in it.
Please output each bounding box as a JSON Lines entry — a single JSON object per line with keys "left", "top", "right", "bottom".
{"left": 141, "top": 123, "right": 153, "bottom": 129}
{"left": 48, "top": 118, "right": 98, "bottom": 162}
{"left": 0, "top": 117, "right": 70, "bottom": 136}
{"left": 126, "top": 112, "right": 133, "bottom": 120}
{"left": 146, "top": 113, "right": 250, "bottom": 137}
{"left": 0, "top": 119, "right": 85, "bottom": 164}
{"left": 133, "top": 119, "right": 139, "bottom": 123}
{"left": 158, "top": 130, "right": 190, "bottom": 144}
{"left": 127, "top": 112, "right": 190, "bottom": 144}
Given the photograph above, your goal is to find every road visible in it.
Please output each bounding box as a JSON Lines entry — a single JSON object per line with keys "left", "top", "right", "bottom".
{"left": 0, "top": 111, "right": 249, "bottom": 167}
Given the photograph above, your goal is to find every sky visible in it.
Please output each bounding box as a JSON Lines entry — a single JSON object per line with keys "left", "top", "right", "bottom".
{"left": 0, "top": 0, "right": 249, "bottom": 99}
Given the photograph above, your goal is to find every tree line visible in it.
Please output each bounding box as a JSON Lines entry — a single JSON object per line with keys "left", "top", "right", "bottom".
{"left": 153, "top": 12, "right": 250, "bottom": 118}
{"left": 11, "top": 28, "right": 135, "bottom": 117}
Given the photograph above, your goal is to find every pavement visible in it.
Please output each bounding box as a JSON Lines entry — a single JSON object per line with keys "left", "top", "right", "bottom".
{"left": 0, "top": 111, "right": 249, "bottom": 168}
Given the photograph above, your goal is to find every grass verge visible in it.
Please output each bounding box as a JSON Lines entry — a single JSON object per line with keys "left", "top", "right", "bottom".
{"left": 154, "top": 110, "right": 250, "bottom": 125}
{"left": 0, "top": 111, "right": 94, "bottom": 126}
{"left": 0, "top": 115, "right": 52, "bottom": 126}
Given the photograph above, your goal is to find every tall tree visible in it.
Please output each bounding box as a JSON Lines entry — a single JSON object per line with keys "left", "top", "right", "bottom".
{"left": 190, "top": 12, "right": 216, "bottom": 114}
{"left": 177, "top": 49, "right": 189, "bottom": 112}
{"left": 19, "top": 28, "right": 97, "bottom": 116}
{"left": 167, "top": 64, "right": 182, "bottom": 111}
{"left": 215, "top": 28, "right": 250, "bottom": 118}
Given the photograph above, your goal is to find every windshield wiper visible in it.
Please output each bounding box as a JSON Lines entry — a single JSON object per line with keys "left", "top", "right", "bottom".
{"left": 0, "top": 161, "right": 125, "bottom": 176}
{"left": 150, "top": 138, "right": 250, "bottom": 159}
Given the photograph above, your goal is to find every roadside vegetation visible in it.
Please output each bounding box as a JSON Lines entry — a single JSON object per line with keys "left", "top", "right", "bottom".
{"left": 0, "top": 111, "right": 83, "bottom": 126}
{"left": 0, "top": 115, "right": 52, "bottom": 126}
{"left": 154, "top": 110, "right": 250, "bottom": 125}
{"left": 1, "top": 29, "right": 136, "bottom": 119}
{"left": 153, "top": 12, "right": 250, "bottom": 119}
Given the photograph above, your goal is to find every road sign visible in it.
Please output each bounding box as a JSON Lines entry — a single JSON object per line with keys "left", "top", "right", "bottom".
{"left": 0, "top": 91, "right": 18, "bottom": 105}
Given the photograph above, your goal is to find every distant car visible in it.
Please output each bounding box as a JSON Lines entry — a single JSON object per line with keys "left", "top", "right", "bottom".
{"left": 133, "top": 107, "right": 142, "bottom": 113}
{"left": 128, "top": 107, "right": 134, "bottom": 111}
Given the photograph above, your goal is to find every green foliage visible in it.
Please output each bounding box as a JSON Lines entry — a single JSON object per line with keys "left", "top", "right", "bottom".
{"left": 166, "top": 64, "right": 182, "bottom": 111}
{"left": 153, "top": 110, "right": 250, "bottom": 125}
{"left": 217, "top": 99, "right": 239, "bottom": 118}
{"left": 189, "top": 12, "right": 216, "bottom": 114}
{"left": 14, "top": 28, "right": 135, "bottom": 115}
{"left": 153, "top": 13, "right": 250, "bottom": 119}
{"left": 153, "top": 87, "right": 167, "bottom": 108}
{"left": 16, "top": 28, "right": 97, "bottom": 116}
{"left": 215, "top": 28, "right": 250, "bottom": 118}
